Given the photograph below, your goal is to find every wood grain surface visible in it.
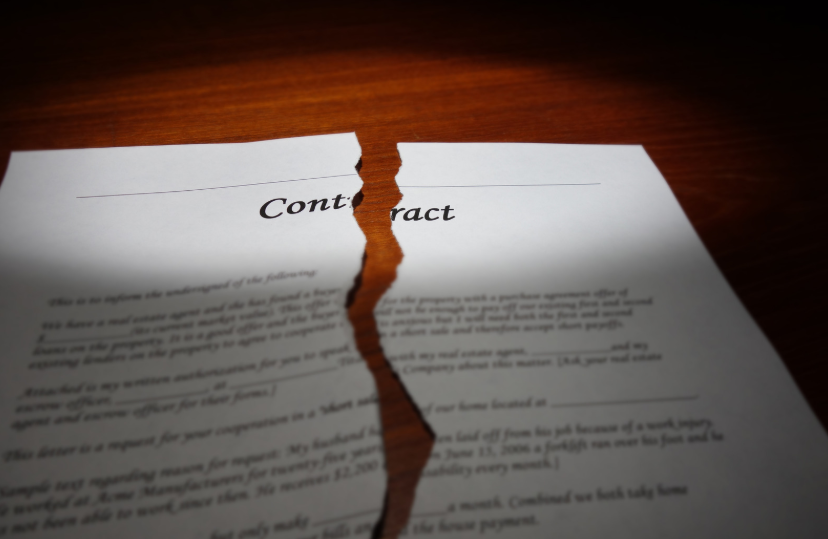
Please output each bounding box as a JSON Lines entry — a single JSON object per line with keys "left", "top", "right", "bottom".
{"left": 1, "top": 2, "right": 825, "bottom": 537}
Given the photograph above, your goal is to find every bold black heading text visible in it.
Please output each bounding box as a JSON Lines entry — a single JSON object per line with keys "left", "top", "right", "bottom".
{"left": 260, "top": 194, "right": 350, "bottom": 219}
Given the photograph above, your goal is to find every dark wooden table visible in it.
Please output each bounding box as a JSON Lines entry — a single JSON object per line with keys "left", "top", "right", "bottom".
{"left": 2, "top": 2, "right": 825, "bottom": 536}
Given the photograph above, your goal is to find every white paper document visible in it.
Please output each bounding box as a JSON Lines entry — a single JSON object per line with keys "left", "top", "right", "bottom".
{"left": 377, "top": 143, "right": 828, "bottom": 537}
{"left": 0, "top": 134, "right": 384, "bottom": 538}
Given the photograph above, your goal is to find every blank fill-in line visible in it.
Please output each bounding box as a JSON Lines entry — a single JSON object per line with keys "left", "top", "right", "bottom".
{"left": 230, "top": 366, "right": 338, "bottom": 390}
{"left": 38, "top": 334, "right": 134, "bottom": 344}
{"left": 397, "top": 183, "right": 600, "bottom": 188}
{"left": 313, "top": 508, "right": 381, "bottom": 527}
{"left": 549, "top": 395, "right": 699, "bottom": 409}
{"left": 77, "top": 173, "right": 359, "bottom": 199}
{"left": 116, "top": 388, "right": 209, "bottom": 406}
{"left": 533, "top": 348, "right": 613, "bottom": 356}
{"left": 410, "top": 511, "right": 450, "bottom": 518}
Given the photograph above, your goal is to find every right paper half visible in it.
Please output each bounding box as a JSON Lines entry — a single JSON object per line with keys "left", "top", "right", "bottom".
{"left": 377, "top": 143, "right": 828, "bottom": 537}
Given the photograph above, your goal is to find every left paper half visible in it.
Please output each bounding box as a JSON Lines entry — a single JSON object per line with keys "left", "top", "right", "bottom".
{"left": 0, "top": 134, "right": 384, "bottom": 538}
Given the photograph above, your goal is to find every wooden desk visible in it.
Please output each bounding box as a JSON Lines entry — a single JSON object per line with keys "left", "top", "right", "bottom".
{"left": 2, "top": 2, "right": 825, "bottom": 536}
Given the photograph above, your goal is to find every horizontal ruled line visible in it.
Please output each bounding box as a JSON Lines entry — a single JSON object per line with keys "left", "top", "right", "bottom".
{"left": 533, "top": 348, "right": 613, "bottom": 356}
{"left": 116, "top": 389, "right": 209, "bottom": 406}
{"left": 229, "top": 366, "right": 338, "bottom": 389}
{"left": 314, "top": 508, "right": 381, "bottom": 527}
{"left": 549, "top": 395, "right": 699, "bottom": 409}
{"left": 411, "top": 511, "right": 450, "bottom": 518}
{"left": 78, "top": 173, "right": 359, "bottom": 199}
{"left": 397, "top": 183, "right": 600, "bottom": 188}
